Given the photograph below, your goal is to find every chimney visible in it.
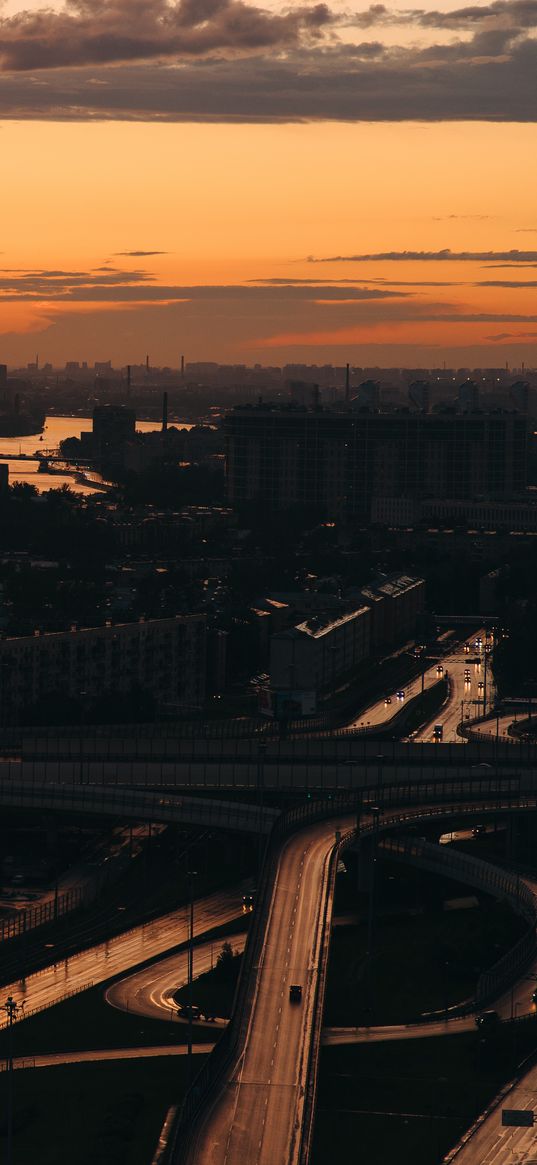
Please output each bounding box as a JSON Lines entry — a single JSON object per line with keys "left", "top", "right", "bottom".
{"left": 126, "top": 364, "right": 131, "bottom": 399}
{"left": 181, "top": 354, "right": 185, "bottom": 379}
{"left": 146, "top": 354, "right": 150, "bottom": 376}
{"left": 345, "top": 363, "right": 350, "bottom": 404}
{"left": 162, "top": 391, "right": 168, "bottom": 433}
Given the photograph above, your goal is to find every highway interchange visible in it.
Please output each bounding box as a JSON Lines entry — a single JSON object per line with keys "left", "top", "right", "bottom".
{"left": 1, "top": 627, "right": 534, "bottom": 1165}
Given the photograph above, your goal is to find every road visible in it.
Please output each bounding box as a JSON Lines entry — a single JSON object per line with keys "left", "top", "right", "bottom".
{"left": 0, "top": 882, "right": 249, "bottom": 1031}
{"left": 470, "top": 713, "right": 517, "bottom": 742}
{"left": 414, "top": 630, "right": 492, "bottom": 744}
{"left": 4, "top": 1044, "right": 215, "bottom": 1071}
{"left": 447, "top": 1061, "right": 537, "bottom": 1165}
{"left": 183, "top": 817, "right": 351, "bottom": 1165}
{"left": 348, "top": 631, "right": 486, "bottom": 738}
{"left": 105, "top": 933, "right": 247, "bottom": 1023}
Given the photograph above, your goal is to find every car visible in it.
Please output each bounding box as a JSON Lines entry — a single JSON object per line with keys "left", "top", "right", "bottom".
{"left": 464, "top": 644, "right": 470, "bottom": 654}
{"left": 289, "top": 984, "right": 302, "bottom": 1003}
{"left": 478, "top": 681, "right": 484, "bottom": 691}
{"left": 177, "top": 1003, "right": 201, "bottom": 1021}
{"left": 242, "top": 893, "right": 255, "bottom": 912}
{"left": 464, "top": 670, "right": 471, "bottom": 680}
{"left": 384, "top": 695, "right": 392, "bottom": 705}
{"left": 437, "top": 664, "right": 444, "bottom": 676}
{"left": 396, "top": 690, "right": 405, "bottom": 700}
{"left": 475, "top": 1010, "right": 500, "bottom": 1028}
{"left": 532, "top": 988, "right": 537, "bottom": 1005}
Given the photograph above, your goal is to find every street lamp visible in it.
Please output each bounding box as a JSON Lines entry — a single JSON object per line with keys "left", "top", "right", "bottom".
{"left": 366, "top": 805, "right": 383, "bottom": 1022}
{"left": 257, "top": 741, "right": 267, "bottom": 881}
{"left": 1, "top": 995, "right": 25, "bottom": 1165}
{"left": 186, "top": 870, "right": 198, "bottom": 1089}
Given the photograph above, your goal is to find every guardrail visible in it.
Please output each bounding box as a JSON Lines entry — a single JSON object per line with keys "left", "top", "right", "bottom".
{"left": 0, "top": 884, "right": 86, "bottom": 944}
{"left": 0, "top": 980, "right": 94, "bottom": 1033}
{"left": 157, "top": 786, "right": 537, "bottom": 1163}
{"left": 0, "top": 781, "right": 279, "bottom": 836}
{"left": 380, "top": 836, "right": 537, "bottom": 1008}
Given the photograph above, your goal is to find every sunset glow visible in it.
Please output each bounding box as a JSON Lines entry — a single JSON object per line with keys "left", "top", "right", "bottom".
{"left": 1, "top": 1, "right": 536, "bottom": 367}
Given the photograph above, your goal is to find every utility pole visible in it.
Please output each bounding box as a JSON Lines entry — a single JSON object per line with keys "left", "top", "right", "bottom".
{"left": 1, "top": 995, "right": 25, "bottom": 1165}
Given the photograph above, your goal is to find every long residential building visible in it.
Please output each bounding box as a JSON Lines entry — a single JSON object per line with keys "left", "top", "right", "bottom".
{"left": 0, "top": 614, "right": 206, "bottom": 720}
{"left": 225, "top": 404, "right": 529, "bottom": 518}
{"left": 270, "top": 605, "right": 371, "bottom": 716}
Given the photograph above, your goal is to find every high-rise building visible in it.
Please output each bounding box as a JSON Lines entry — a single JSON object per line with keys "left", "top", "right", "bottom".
{"left": 225, "top": 403, "right": 529, "bottom": 519}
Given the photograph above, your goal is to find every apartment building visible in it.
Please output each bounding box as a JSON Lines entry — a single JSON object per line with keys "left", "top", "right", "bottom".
{"left": 0, "top": 613, "right": 206, "bottom": 719}
{"left": 225, "top": 405, "right": 529, "bottom": 518}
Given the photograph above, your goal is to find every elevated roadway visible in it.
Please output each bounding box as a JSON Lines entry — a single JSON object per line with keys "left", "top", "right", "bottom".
{"left": 0, "top": 882, "right": 250, "bottom": 1031}
{"left": 173, "top": 791, "right": 537, "bottom": 1165}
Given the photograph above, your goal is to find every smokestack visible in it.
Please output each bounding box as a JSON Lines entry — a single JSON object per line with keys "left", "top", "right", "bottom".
{"left": 162, "top": 391, "right": 168, "bottom": 433}
{"left": 181, "top": 354, "right": 185, "bottom": 379}
{"left": 345, "top": 363, "right": 350, "bottom": 404}
{"left": 35, "top": 353, "right": 39, "bottom": 370}
{"left": 146, "top": 354, "right": 150, "bottom": 377}
{"left": 126, "top": 364, "right": 131, "bottom": 399}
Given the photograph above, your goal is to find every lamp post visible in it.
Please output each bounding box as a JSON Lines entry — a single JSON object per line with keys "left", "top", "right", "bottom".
{"left": 186, "top": 870, "right": 198, "bottom": 1089}
{"left": 375, "top": 755, "right": 385, "bottom": 799}
{"left": 257, "top": 741, "right": 267, "bottom": 882}
{"left": 366, "top": 805, "right": 383, "bottom": 1023}
{"left": 1, "top": 995, "right": 25, "bottom": 1165}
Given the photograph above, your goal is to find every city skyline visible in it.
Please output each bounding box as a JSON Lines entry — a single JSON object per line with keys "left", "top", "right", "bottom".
{"left": 0, "top": 0, "right": 536, "bottom": 366}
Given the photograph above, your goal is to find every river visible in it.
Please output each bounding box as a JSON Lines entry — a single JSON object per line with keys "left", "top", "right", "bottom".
{"left": 0, "top": 415, "right": 192, "bottom": 495}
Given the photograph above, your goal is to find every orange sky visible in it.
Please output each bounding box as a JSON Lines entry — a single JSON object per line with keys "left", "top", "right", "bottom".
{"left": 1, "top": 2, "right": 537, "bottom": 367}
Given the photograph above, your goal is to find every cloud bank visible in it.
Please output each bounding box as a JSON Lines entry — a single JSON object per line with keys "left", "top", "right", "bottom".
{"left": 0, "top": 0, "right": 535, "bottom": 121}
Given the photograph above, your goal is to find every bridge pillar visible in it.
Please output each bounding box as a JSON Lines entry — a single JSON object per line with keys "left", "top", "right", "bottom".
{"left": 355, "top": 836, "right": 376, "bottom": 893}
{"left": 506, "top": 814, "right": 518, "bottom": 865}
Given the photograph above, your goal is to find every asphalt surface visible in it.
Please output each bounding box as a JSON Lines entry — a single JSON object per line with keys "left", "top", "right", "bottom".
{"left": 4, "top": 1045, "right": 215, "bottom": 1071}
{"left": 449, "top": 1063, "right": 537, "bottom": 1165}
{"left": 105, "top": 932, "right": 248, "bottom": 1024}
{"left": 183, "top": 817, "right": 352, "bottom": 1165}
{"left": 348, "top": 630, "right": 489, "bottom": 740}
{"left": 0, "top": 882, "right": 249, "bottom": 1031}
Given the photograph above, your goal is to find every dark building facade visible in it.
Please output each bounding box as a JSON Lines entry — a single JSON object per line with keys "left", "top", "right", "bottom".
{"left": 225, "top": 405, "right": 529, "bottom": 518}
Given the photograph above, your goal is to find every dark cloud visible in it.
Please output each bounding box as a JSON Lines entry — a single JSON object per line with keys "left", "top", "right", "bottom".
{"left": 431, "top": 215, "right": 492, "bottom": 221}
{"left": 349, "top": 0, "right": 537, "bottom": 31}
{"left": 252, "top": 276, "right": 464, "bottom": 286}
{"left": 0, "top": 266, "right": 153, "bottom": 291}
{"left": 309, "top": 249, "right": 537, "bottom": 262}
{"left": 114, "top": 250, "right": 169, "bottom": 257}
{"left": 486, "top": 331, "right": 537, "bottom": 340}
{"left": 0, "top": 25, "right": 534, "bottom": 122}
{"left": 0, "top": 0, "right": 333, "bottom": 71}
{"left": 0, "top": 273, "right": 409, "bottom": 304}
{"left": 478, "top": 280, "right": 537, "bottom": 287}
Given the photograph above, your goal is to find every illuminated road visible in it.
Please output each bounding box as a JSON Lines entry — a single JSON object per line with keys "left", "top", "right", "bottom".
{"left": 0, "top": 883, "right": 249, "bottom": 1030}
{"left": 6, "top": 1045, "right": 215, "bottom": 1071}
{"left": 470, "top": 713, "right": 517, "bottom": 742}
{"left": 414, "top": 630, "right": 490, "bottom": 743}
{"left": 183, "top": 817, "right": 352, "bottom": 1165}
{"left": 447, "top": 1062, "right": 537, "bottom": 1165}
{"left": 348, "top": 631, "right": 485, "bottom": 738}
{"left": 105, "top": 933, "right": 247, "bottom": 1024}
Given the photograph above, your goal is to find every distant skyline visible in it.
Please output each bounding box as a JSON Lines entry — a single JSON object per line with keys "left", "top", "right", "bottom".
{"left": 1, "top": 1, "right": 536, "bottom": 366}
